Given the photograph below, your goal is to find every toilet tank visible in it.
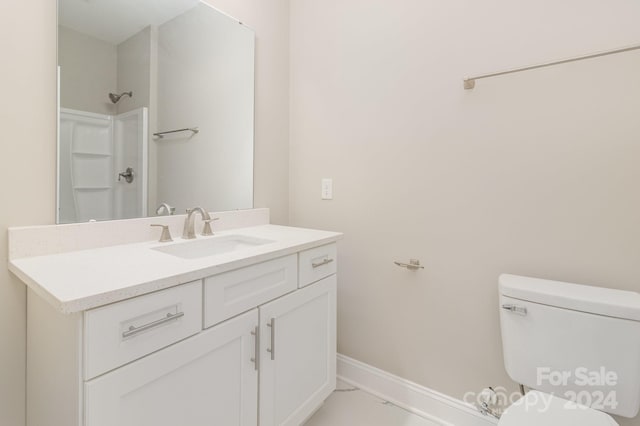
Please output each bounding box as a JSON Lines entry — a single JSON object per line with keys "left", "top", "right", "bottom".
{"left": 499, "top": 274, "right": 640, "bottom": 418}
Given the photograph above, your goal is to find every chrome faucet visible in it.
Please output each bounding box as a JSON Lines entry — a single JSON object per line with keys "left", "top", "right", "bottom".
{"left": 182, "top": 207, "right": 217, "bottom": 239}
{"left": 156, "top": 203, "right": 175, "bottom": 216}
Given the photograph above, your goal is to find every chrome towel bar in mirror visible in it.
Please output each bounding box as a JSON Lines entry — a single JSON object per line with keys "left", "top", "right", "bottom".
{"left": 153, "top": 127, "right": 199, "bottom": 138}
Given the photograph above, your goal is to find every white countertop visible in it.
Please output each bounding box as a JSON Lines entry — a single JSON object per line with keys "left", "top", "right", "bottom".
{"left": 9, "top": 225, "right": 342, "bottom": 314}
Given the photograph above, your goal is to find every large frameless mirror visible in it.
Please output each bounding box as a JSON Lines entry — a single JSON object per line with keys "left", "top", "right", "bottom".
{"left": 57, "top": 0, "right": 255, "bottom": 223}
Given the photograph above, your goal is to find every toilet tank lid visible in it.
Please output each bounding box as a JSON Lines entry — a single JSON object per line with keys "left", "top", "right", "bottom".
{"left": 500, "top": 274, "right": 640, "bottom": 322}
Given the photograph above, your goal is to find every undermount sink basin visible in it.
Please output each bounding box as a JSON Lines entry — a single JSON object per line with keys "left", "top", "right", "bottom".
{"left": 152, "top": 235, "right": 274, "bottom": 259}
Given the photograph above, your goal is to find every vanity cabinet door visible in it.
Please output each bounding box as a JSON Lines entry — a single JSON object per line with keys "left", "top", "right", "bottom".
{"left": 259, "top": 275, "right": 337, "bottom": 426}
{"left": 85, "top": 309, "right": 259, "bottom": 426}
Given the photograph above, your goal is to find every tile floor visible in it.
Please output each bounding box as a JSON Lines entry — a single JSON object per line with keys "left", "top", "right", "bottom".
{"left": 304, "top": 380, "right": 442, "bottom": 426}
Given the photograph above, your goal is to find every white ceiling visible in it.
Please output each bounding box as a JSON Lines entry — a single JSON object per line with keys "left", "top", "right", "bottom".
{"left": 59, "top": 0, "right": 200, "bottom": 45}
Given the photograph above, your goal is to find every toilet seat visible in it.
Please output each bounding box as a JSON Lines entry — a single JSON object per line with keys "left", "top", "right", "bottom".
{"left": 498, "top": 391, "right": 618, "bottom": 426}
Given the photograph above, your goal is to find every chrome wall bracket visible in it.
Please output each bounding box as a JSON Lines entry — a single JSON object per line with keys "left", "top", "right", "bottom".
{"left": 394, "top": 259, "right": 424, "bottom": 271}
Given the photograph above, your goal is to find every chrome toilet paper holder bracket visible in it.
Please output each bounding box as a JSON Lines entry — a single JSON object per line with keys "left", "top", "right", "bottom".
{"left": 393, "top": 259, "right": 424, "bottom": 270}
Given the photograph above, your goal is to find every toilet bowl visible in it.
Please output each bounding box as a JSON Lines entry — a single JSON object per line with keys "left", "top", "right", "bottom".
{"left": 498, "top": 390, "right": 617, "bottom": 425}
{"left": 498, "top": 274, "right": 640, "bottom": 424}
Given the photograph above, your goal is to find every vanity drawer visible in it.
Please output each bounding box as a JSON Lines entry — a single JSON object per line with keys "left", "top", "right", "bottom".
{"left": 204, "top": 254, "right": 297, "bottom": 328}
{"left": 84, "top": 281, "right": 202, "bottom": 380}
{"left": 298, "top": 243, "right": 337, "bottom": 288}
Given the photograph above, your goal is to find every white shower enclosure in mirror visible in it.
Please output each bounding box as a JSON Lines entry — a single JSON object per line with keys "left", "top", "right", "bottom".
{"left": 57, "top": 0, "right": 255, "bottom": 223}
{"left": 59, "top": 108, "right": 148, "bottom": 222}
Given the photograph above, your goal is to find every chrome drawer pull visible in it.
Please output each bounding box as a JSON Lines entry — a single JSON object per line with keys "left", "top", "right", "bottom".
{"left": 251, "top": 326, "right": 260, "bottom": 371}
{"left": 312, "top": 258, "right": 334, "bottom": 268}
{"left": 266, "top": 318, "right": 275, "bottom": 360}
{"left": 501, "top": 304, "right": 527, "bottom": 316}
{"left": 122, "top": 312, "right": 185, "bottom": 338}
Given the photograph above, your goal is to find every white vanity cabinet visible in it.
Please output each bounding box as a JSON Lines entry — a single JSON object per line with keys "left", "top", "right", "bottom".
{"left": 85, "top": 309, "right": 259, "bottom": 426}
{"left": 201, "top": 250, "right": 336, "bottom": 425}
{"left": 259, "top": 275, "right": 336, "bottom": 426}
{"left": 26, "top": 242, "right": 338, "bottom": 426}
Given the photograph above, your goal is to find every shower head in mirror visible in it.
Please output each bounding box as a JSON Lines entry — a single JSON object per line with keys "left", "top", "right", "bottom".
{"left": 109, "top": 91, "right": 133, "bottom": 104}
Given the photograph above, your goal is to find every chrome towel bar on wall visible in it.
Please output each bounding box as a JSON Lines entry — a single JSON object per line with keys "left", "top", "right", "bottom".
{"left": 463, "top": 42, "right": 640, "bottom": 89}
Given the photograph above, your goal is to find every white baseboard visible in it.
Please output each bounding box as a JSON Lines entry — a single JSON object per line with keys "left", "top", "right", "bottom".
{"left": 336, "top": 354, "right": 498, "bottom": 426}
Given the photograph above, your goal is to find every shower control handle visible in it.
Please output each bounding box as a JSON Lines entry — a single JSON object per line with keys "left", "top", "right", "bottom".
{"left": 118, "top": 167, "right": 134, "bottom": 184}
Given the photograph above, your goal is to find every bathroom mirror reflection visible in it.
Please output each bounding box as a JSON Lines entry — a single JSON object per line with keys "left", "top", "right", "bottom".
{"left": 57, "top": 0, "right": 255, "bottom": 224}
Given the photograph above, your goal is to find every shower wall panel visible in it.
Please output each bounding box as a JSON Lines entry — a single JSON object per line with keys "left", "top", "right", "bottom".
{"left": 59, "top": 108, "right": 147, "bottom": 223}
{"left": 59, "top": 109, "right": 113, "bottom": 223}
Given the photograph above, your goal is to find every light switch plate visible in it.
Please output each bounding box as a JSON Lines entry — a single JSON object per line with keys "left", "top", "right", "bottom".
{"left": 321, "top": 178, "right": 333, "bottom": 200}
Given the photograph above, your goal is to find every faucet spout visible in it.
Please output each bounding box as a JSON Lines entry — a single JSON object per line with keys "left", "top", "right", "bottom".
{"left": 182, "top": 207, "right": 211, "bottom": 239}
{"left": 156, "top": 203, "right": 175, "bottom": 216}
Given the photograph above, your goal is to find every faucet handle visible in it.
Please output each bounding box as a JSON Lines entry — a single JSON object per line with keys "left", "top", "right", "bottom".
{"left": 151, "top": 224, "right": 173, "bottom": 243}
{"left": 202, "top": 218, "right": 219, "bottom": 236}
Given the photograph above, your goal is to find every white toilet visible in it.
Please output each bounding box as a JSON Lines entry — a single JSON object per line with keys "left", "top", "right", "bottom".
{"left": 498, "top": 274, "right": 640, "bottom": 425}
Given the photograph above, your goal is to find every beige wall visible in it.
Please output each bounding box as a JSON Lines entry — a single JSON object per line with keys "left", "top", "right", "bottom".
{"left": 116, "top": 27, "right": 152, "bottom": 115}
{"left": 58, "top": 26, "right": 117, "bottom": 115}
{"left": 0, "top": 1, "right": 289, "bottom": 425}
{"left": 289, "top": 0, "right": 640, "bottom": 424}
{"left": 0, "top": 1, "right": 57, "bottom": 425}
